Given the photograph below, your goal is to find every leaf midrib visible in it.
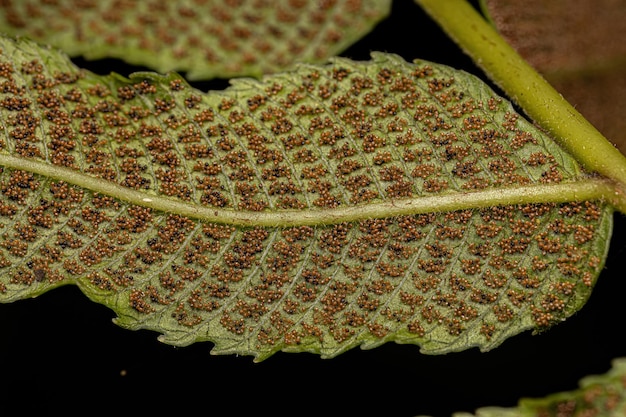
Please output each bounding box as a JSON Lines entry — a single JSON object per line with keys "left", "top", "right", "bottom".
{"left": 0, "top": 152, "right": 615, "bottom": 227}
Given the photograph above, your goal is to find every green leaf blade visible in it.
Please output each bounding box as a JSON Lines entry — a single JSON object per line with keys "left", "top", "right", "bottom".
{"left": 0, "top": 35, "right": 613, "bottom": 360}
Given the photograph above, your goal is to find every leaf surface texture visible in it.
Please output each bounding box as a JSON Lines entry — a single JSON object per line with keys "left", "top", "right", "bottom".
{"left": 0, "top": 36, "right": 612, "bottom": 360}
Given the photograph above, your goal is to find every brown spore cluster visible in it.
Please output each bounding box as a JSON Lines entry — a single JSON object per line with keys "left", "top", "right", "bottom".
{"left": 0, "top": 0, "right": 391, "bottom": 79}
{"left": 0, "top": 38, "right": 610, "bottom": 358}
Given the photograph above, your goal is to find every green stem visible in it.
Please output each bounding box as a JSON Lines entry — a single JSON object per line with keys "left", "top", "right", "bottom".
{"left": 414, "top": 0, "right": 626, "bottom": 212}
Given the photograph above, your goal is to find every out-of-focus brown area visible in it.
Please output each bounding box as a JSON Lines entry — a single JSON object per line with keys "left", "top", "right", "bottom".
{"left": 483, "top": 0, "right": 626, "bottom": 155}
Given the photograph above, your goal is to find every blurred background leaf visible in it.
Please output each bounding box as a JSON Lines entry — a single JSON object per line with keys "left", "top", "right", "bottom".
{"left": 0, "top": 0, "right": 391, "bottom": 80}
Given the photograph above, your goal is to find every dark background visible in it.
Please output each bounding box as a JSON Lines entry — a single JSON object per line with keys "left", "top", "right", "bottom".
{"left": 2, "top": 1, "right": 626, "bottom": 416}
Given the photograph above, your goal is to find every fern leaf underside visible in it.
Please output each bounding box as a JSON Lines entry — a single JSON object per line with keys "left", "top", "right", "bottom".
{"left": 0, "top": 36, "right": 612, "bottom": 360}
{"left": 449, "top": 357, "right": 626, "bottom": 417}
